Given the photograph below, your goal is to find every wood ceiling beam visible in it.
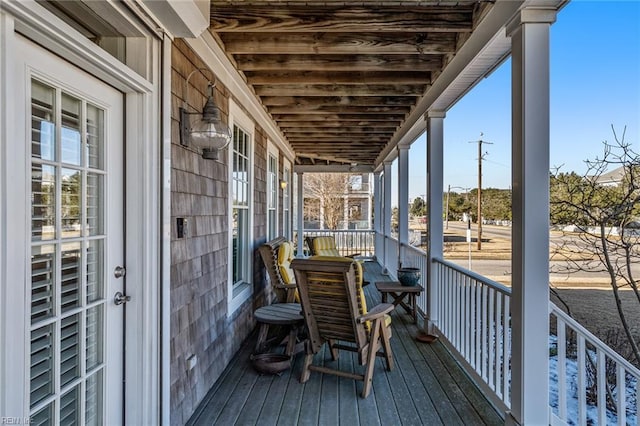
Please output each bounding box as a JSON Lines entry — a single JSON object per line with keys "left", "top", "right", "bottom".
{"left": 277, "top": 121, "right": 400, "bottom": 128}
{"left": 261, "top": 96, "right": 418, "bottom": 107}
{"left": 220, "top": 32, "right": 457, "bottom": 55}
{"left": 246, "top": 71, "right": 429, "bottom": 85}
{"left": 282, "top": 127, "right": 397, "bottom": 134}
{"left": 209, "top": 7, "right": 474, "bottom": 33}
{"left": 235, "top": 54, "right": 442, "bottom": 72}
{"left": 285, "top": 132, "right": 394, "bottom": 139}
{"left": 273, "top": 114, "right": 405, "bottom": 121}
{"left": 288, "top": 138, "right": 389, "bottom": 143}
{"left": 254, "top": 84, "right": 425, "bottom": 97}
{"left": 267, "top": 105, "right": 411, "bottom": 114}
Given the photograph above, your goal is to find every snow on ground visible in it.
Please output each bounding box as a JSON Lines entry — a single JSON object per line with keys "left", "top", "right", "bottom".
{"left": 549, "top": 336, "right": 638, "bottom": 425}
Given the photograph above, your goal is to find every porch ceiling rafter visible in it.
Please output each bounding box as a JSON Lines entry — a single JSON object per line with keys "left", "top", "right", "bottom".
{"left": 208, "top": 0, "right": 496, "bottom": 168}
{"left": 209, "top": 6, "right": 475, "bottom": 33}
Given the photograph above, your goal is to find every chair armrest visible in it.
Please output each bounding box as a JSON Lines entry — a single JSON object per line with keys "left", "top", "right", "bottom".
{"left": 274, "top": 282, "right": 297, "bottom": 290}
{"left": 357, "top": 303, "right": 393, "bottom": 323}
{"left": 345, "top": 253, "right": 362, "bottom": 259}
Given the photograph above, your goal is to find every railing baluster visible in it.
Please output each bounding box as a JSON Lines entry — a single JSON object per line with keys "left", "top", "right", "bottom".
{"left": 597, "top": 349, "right": 606, "bottom": 424}
{"left": 464, "top": 275, "right": 470, "bottom": 362}
{"left": 495, "top": 292, "right": 502, "bottom": 398}
{"left": 578, "top": 335, "right": 587, "bottom": 425}
{"left": 504, "top": 296, "right": 510, "bottom": 402}
{"left": 482, "top": 284, "right": 489, "bottom": 381}
{"left": 475, "top": 279, "right": 482, "bottom": 372}
{"left": 557, "top": 317, "right": 567, "bottom": 421}
{"left": 616, "top": 364, "right": 625, "bottom": 426}
{"left": 488, "top": 287, "right": 495, "bottom": 389}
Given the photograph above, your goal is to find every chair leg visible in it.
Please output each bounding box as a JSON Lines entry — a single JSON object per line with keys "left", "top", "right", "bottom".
{"left": 328, "top": 339, "right": 339, "bottom": 361}
{"left": 255, "top": 323, "right": 269, "bottom": 353}
{"left": 300, "top": 352, "right": 314, "bottom": 383}
{"left": 381, "top": 323, "right": 394, "bottom": 371}
{"left": 362, "top": 320, "right": 381, "bottom": 398}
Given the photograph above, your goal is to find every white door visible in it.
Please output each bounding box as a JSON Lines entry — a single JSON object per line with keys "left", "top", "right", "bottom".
{"left": 20, "top": 36, "right": 125, "bottom": 424}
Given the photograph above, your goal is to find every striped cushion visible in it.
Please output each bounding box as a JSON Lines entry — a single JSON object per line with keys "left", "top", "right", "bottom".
{"left": 312, "top": 236, "right": 341, "bottom": 257}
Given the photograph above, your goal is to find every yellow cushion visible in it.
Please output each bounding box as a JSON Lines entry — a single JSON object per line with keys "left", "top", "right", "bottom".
{"left": 277, "top": 241, "right": 299, "bottom": 302}
{"left": 277, "top": 241, "right": 295, "bottom": 284}
{"left": 312, "top": 236, "right": 341, "bottom": 257}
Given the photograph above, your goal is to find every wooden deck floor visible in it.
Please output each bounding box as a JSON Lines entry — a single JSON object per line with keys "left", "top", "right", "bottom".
{"left": 187, "top": 261, "right": 503, "bottom": 426}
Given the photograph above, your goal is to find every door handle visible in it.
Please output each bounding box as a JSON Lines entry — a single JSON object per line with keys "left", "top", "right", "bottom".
{"left": 114, "top": 291, "right": 131, "bottom": 306}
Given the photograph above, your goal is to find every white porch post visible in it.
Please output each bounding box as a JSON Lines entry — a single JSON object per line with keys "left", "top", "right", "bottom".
{"left": 373, "top": 171, "right": 382, "bottom": 261}
{"left": 426, "top": 112, "right": 444, "bottom": 334}
{"left": 507, "top": 8, "right": 556, "bottom": 425}
{"left": 397, "top": 146, "right": 410, "bottom": 266}
{"left": 296, "top": 172, "right": 304, "bottom": 256}
{"left": 367, "top": 175, "right": 374, "bottom": 230}
{"left": 343, "top": 193, "right": 349, "bottom": 229}
{"left": 382, "top": 161, "right": 393, "bottom": 272}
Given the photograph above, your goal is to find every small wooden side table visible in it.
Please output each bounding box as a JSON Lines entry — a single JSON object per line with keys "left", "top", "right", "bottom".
{"left": 254, "top": 303, "right": 304, "bottom": 355}
{"left": 375, "top": 282, "right": 424, "bottom": 324}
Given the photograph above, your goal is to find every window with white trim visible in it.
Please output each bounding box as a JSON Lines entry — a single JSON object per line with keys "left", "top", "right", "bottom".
{"left": 231, "top": 125, "right": 251, "bottom": 287}
{"left": 282, "top": 162, "right": 291, "bottom": 239}
{"left": 267, "top": 148, "right": 278, "bottom": 240}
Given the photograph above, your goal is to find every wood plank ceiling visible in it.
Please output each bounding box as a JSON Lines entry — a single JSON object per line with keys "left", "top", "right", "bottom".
{"left": 209, "top": 1, "right": 493, "bottom": 167}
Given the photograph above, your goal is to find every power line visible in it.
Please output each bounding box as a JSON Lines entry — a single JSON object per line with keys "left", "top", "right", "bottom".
{"left": 468, "top": 133, "right": 493, "bottom": 251}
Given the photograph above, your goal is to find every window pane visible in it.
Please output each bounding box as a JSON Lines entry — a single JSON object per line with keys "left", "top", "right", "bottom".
{"left": 32, "top": 164, "right": 56, "bottom": 241}
{"left": 31, "top": 245, "right": 55, "bottom": 324}
{"left": 31, "top": 402, "right": 54, "bottom": 425}
{"left": 86, "top": 104, "right": 104, "bottom": 170}
{"left": 60, "top": 384, "right": 80, "bottom": 425}
{"left": 61, "top": 242, "right": 81, "bottom": 312}
{"left": 86, "top": 240, "right": 104, "bottom": 303}
{"left": 86, "top": 173, "right": 104, "bottom": 236}
{"left": 62, "top": 168, "right": 82, "bottom": 238}
{"left": 61, "top": 93, "right": 81, "bottom": 165}
{"left": 60, "top": 313, "right": 80, "bottom": 387}
{"left": 86, "top": 305, "right": 103, "bottom": 371}
{"left": 30, "top": 324, "right": 54, "bottom": 408}
{"left": 232, "top": 208, "right": 248, "bottom": 284}
{"left": 31, "top": 80, "right": 55, "bottom": 161}
{"left": 85, "top": 370, "right": 103, "bottom": 426}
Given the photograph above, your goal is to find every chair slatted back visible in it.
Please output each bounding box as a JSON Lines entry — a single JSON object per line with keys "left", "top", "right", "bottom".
{"left": 258, "top": 237, "right": 290, "bottom": 303}
{"left": 291, "top": 259, "right": 368, "bottom": 354}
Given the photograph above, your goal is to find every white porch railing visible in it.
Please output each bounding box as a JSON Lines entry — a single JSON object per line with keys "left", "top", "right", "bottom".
{"left": 550, "top": 304, "right": 639, "bottom": 425}
{"left": 385, "top": 236, "right": 399, "bottom": 273}
{"left": 433, "top": 258, "right": 512, "bottom": 411}
{"left": 311, "top": 230, "right": 639, "bottom": 424}
{"left": 301, "top": 229, "right": 375, "bottom": 257}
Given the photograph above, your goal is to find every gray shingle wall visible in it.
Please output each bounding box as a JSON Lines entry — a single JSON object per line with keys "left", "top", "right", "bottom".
{"left": 170, "top": 40, "right": 270, "bottom": 425}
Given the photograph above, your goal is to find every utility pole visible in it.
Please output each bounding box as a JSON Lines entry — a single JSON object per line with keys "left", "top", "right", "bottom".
{"left": 469, "top": 134, "right": 492, "bottom": 250}
{"left": 445, "top": 184, "right": 450, "bottom": 230}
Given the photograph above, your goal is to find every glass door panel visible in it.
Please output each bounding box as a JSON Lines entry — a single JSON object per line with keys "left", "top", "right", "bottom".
{"left": 29, "top": 78, "right": 111, "bottom": 423}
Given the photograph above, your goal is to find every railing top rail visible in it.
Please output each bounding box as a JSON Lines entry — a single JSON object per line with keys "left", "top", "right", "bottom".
{"left": 303, "top": 229, "right": 374, "bottom": 234}
{"left": 402, "top": 242, "right": 426, "bottom": 256}
{"left": 550, "top": 301, "right": 640, "bottom": 377}
{"left": 433, "top": 257, "right": 512, "bottom": 296}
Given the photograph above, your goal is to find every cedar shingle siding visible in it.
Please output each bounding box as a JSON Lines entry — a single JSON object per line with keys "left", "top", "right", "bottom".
{"left": 170, "top": 40, "right": 272, "bottom": 425}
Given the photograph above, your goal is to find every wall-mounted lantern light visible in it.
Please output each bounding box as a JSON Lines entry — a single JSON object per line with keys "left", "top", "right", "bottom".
{"left": 179, "top": 69, "right": 231, "bottom": 160}
{"left": 280, "top": 180, "right": 288, "bottom": 190}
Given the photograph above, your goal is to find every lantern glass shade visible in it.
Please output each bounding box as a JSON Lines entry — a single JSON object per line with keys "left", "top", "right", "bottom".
{"left": 186, "top": 94, "right": 232, "bottom": 160}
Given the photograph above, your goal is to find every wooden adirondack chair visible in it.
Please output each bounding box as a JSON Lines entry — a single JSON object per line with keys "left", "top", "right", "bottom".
{"left": 290, "top": 258, "right": 394, "bottom": 398}
{"left": 258, "top": 237, "right": 298, "bottom": 303}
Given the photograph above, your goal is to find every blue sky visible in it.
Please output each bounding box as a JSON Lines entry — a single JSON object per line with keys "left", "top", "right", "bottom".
{"left": 401, "top": 1, "right": 640, "bottom": 201}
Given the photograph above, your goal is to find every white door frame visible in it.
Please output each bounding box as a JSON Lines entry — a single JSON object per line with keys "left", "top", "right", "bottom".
{"left": 0, "top": 3, "right": 162, "bottom": 424}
